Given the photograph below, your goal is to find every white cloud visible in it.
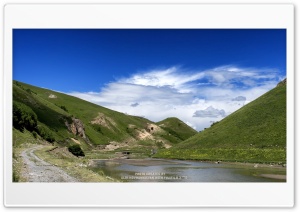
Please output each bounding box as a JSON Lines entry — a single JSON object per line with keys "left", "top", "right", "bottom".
{"left": 68, "top": 65, "right": 283, "bottom": 131}
{"left": 119, "top": 66, "right": 205, "bottom": 93}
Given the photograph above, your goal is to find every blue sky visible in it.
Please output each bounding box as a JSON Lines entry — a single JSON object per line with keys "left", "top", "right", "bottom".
{"left": 13, "top": 29, "right": 286, "bottom": 130}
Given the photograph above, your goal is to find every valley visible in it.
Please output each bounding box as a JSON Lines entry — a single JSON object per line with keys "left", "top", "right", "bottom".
{"left": 12, "top": 80, "right": 287, "bottom": 182}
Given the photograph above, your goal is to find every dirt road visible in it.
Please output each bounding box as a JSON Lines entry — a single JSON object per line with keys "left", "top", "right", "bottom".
{"left": 21, "top": 146, "right": 78, "bottom": 182}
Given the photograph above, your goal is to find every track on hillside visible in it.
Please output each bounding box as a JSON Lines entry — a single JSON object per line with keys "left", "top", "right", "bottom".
{"left": 21, "top": 145, "right": 78, "bottom": 182}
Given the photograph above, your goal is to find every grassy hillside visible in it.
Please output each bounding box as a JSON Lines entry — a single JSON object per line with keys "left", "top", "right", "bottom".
{"left": 156, "top": 117, "right": 197, "bottom": 143}
{"left": 154, "top": 81, "right": 286, "bottom": 164}
{"left": 13, "top": 81, "right": 196, "bottom": 154}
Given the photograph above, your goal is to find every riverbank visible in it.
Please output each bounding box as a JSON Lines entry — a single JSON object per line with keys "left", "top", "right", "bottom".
{"left": 153, "top": 148, "right": 286, "bottom": 166}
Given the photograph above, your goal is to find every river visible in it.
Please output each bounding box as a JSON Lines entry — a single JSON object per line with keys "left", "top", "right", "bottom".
{"left": 90, "top": 158, "right": 286, "bottom": 182}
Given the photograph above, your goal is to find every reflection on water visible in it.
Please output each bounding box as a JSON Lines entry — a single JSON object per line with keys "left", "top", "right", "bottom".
{"left": 90, "top": 159, "right": 286, "bottom": 182}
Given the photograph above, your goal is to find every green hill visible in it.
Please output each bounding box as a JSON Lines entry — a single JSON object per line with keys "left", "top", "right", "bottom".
{"left": 156, "top": 117, "right": 197, "bottom": 143}
{"left": 154, "top": 80, "right": 286, "bottom": 164}
{"left": 13, "top": 81, "right": 196, "bottom": 154}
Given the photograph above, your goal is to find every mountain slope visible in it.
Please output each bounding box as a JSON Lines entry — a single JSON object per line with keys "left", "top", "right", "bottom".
{"left": 154, "top": 80, "right": 286, "bottom": 163}
{"left": 156, "top": 117, "right": 197, "bottom": 143}
{"left": 13, "top": 81, "right": 196, "bottom": 153}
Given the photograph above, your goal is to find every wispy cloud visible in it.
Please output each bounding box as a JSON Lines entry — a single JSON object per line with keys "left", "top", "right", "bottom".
{"left": 119, "top": 66, "right": 205, "bottom": 93}
{"left": 232, "top": 96, "right": 246, "bottom": 101}
{"left": 193, "top": 106, "right": 226, "bottom": 118}
{"left": 68, "top": 65, "right": 283, "bottom": 131}
{"left": 130, "top": 103, "right": 139, "bottom": 107}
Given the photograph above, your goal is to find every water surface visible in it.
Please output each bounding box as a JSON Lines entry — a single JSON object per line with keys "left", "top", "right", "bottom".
{"left": 91, "top": 158, "right": 286, "bottom": 182}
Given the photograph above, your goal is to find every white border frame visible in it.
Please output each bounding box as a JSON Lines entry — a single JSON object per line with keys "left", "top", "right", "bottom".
{"left": 3, "top": 4, "right": 294, "bottom": 207}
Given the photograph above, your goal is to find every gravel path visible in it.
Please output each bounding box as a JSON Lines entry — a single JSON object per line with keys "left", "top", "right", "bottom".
{"left": 21, "top": 146, "right": 78, "bottom": 182}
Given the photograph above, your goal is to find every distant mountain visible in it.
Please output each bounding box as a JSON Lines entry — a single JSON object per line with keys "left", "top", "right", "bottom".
{"left": 154, "top": 79, "right": 287, "bottom": 163}
{"left": 156, "top": 117, "right": 197, "bottom": 143}
{"left": 13, "top": 81, "right": 196, "bottom": 153}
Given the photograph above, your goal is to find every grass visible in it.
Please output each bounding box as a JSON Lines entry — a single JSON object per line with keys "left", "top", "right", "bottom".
{"left": 84, "top": 143, "right": 155, "bottom": 160}
{"left": 154, "top": 148, "right": 286, "bottom": 164}
{"left": 156, "top": 117, "right": 198, "bottom": 143}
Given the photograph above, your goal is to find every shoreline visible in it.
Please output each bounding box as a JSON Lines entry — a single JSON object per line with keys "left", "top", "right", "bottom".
{"left": 152, "top": 156, "right": 287, "bottom": 169}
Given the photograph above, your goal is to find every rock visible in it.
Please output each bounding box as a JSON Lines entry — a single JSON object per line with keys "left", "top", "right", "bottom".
{"left": 254, "top": 164, "right": 259, "bottom": 168}
{"left": 48, "top": 94, "right": 57, "bottom": 98}
{"left": 65, "top": 118, "right": 86, "bottom": 139}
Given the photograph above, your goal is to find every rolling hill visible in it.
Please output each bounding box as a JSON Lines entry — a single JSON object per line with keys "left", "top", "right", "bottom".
{"left": 157, "top": 117, "right": 197, "bottom": 143}
{"left": 154, "top": 80, "right": 287, "bottom": 163}
{"left": 12, "top": 80, "right": 196, "bottom": 154}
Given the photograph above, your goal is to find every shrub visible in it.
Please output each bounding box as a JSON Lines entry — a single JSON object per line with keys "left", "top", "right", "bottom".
{"left": 25, "top": 88, "right": 36, "bottom": 95}
{"left": 26, "top": 88, "right": 32, "bottom": 94}
{"left": 68, "top": 144, "right": 85, "bottom": 157}
{"left": 155, "top": 141, "right": 164, "bottom": 148}
{"left": 32, "top": 131, "right": 38, "bottom": 138}
{"left": 13, "top": 101, "right": 38, "bottom": 132}
{"left": 60, "top": 105, "right": 68, "bottom": 112}
{"left": 37, "top": 125, "right": 55, "bottom": 143}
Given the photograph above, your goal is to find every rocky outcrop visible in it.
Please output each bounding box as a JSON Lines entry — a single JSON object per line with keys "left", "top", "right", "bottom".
{"left": 65, "top": 118, "right": 94, "bottom": 147}
{"left": 65, "top": 118, "right": 86, "bottom": 139}
{"left": 90, "top": 112, "right": 116, "bottom": 130}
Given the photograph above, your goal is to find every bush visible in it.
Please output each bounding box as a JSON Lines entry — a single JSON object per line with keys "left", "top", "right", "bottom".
{"left": 155, "top": 141, "right": 164, "bottom": 148}
{"left": 32, "top": 131, "right": 38, "bottom": 138}
{"left": 37, "top": 125, "right": 55, "bottom": 143}
{"left": 60, "top": 105, "right": 68, "bottom": 112}
{"left": 13, "top": 101, "right": 38, "bottom": 132}
{"left": 25, "top": 88, "right": 36, "bottom": 95}
{"left": 68, "top": 144, "right": 85, "bottom": 157}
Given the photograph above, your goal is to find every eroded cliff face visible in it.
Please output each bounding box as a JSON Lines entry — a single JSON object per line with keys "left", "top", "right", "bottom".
{"left": 65, "top": 118, "right": 86, "bottom": 139}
